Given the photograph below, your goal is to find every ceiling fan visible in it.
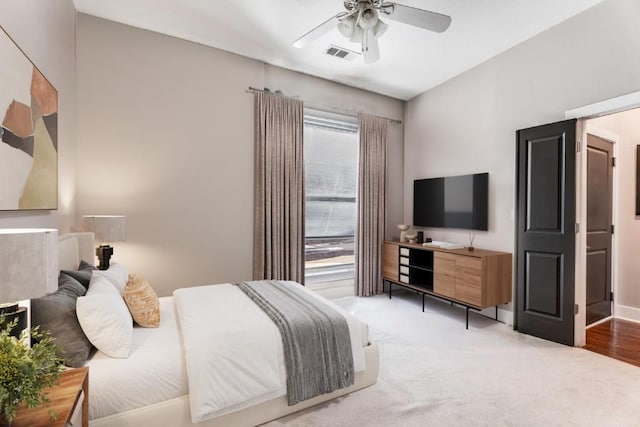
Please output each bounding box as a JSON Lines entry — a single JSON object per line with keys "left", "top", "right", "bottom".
{"left": 293, "top": 1, "right": 451, "bottom": 63}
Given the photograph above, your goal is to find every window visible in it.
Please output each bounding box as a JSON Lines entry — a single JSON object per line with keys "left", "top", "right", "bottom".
{"left": 304, "top": 109, "right": 358, "bottom": 286}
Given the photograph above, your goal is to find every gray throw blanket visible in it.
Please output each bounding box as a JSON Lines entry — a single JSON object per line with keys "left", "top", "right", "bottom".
{"left": 235, "top": 280, "right": 354, "bottom": 405}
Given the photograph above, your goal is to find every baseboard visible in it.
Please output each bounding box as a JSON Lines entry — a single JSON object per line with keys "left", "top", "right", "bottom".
{"left": 615, "top": 304, "right": 640, "bottom": 323}
{"left": 477, "top": 306, "right": 514, "bottom": 326}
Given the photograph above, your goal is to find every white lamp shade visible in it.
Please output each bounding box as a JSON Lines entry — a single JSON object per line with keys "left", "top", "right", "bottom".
{"left": 0, "top": 228, "right": 59, "bottom": 301}
{"left": 82, "top": 215, "right": 126, "bottom": 243}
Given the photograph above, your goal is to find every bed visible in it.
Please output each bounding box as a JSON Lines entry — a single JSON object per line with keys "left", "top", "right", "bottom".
{"left": 56, "top": 233, "right": 379, "bottom": 427}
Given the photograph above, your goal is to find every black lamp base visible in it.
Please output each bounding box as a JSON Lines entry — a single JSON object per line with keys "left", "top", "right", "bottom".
{"left": 0, "top": 303, "right": 27, "bottom": 339}
{"left": 96, "top": 245, "right": 114, "bottom": 270}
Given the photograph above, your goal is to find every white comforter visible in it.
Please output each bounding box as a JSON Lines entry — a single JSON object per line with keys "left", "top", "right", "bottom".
{"left": 87, "top": 298, "right": 188, "bottom": 420}
{"left": 173, "top": 283, "right": 365, "bottom": 424}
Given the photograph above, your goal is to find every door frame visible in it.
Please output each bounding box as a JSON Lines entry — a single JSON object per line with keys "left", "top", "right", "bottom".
{"left": 565, "top": 92, "right": 639, "bottom": 346}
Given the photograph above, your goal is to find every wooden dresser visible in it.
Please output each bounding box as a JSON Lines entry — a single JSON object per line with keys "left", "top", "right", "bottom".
{"left": 383, "top": 241, "right": 512, "bottom": 327}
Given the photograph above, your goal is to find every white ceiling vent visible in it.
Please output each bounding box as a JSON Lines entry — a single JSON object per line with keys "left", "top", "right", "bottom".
{"left": 324, "top": 45, "right": 360, "bottom": 61}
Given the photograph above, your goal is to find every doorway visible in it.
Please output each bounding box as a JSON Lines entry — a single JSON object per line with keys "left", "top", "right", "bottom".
{"left": 515, "top": 90, "right": 640, "bottom": 348}
{"left": 563, "top": 92, "right": 640, "bottom": 347}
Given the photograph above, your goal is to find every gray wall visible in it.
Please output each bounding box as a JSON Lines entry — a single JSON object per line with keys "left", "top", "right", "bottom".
{"left": 405, "top": 0, "right": 640, "bottom": 256}
{"left": 76, "top": 14, "right": 404, "bottom": 296}
{"left": 0, "top": 0, "right": 77, "bottom": 231}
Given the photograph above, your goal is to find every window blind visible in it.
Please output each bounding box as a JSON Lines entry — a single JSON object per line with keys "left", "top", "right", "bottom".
{"left": 304, "top": 108, "right": 358, "bottom": 134}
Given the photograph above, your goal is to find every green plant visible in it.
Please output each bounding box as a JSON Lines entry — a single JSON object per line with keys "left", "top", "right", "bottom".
{"left": 0, "top": 318, "right": 62, "bottom": 425}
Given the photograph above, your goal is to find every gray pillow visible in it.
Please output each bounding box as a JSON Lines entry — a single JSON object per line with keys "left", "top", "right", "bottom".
{"left": 31, "top": 273, "right": 93, "bottom": 367}
{"left": 61, "top": 260, "right": 97, "bottom": 289}
{"left": 56, "top": 273, "right": 88, "bottom": 298}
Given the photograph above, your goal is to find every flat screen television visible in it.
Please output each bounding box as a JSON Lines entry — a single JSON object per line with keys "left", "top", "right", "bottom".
{"left": 413, "top": 173, "right": 488, "bottom": 231}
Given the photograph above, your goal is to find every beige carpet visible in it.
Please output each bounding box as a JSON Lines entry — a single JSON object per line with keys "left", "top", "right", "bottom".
{"left": 265, "top": 290, "right": 640, "bottom": 426}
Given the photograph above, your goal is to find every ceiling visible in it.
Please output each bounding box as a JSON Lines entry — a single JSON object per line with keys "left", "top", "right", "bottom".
{"left": 73, "top": 0, "right": 605, "bottom": 101}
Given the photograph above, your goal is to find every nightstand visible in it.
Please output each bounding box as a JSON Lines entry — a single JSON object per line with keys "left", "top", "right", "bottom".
{"left": 12, "top": 367, "right": 88, "bottom": 427}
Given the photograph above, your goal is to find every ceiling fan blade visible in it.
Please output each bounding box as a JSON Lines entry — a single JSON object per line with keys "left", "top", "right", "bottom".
{"left": 293, "top": 12, "right": 347, "bottom": 48}
{"left": 383, "top": 3, "right": 451, "bottom": 33}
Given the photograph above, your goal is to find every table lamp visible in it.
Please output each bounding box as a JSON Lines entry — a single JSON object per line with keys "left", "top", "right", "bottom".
{"left": 82, "top": 215, "right": 126, "bottom": 270}
{"left": 0, "top": 229, "right": 58, "bottom": 338}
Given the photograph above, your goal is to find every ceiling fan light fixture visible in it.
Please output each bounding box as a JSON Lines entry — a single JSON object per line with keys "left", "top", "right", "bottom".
{"left": 350, "top": 27, "right": 363, "bottom": 43}
{"left": 358, "top": 7, "right": 378, "bottom": 30}
{"left": 337, "top": 14, "right": 356, "bottom": 38}
{"left": 293, "top": 1, "right": 452, "bottom": 64}
{"left": 371, "top": 18, "right": 388, "bottom": 39}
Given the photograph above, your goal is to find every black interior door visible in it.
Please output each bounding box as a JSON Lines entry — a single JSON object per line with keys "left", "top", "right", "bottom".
{"left": 586, "top": 134, "right": 613, "bottom": 325}
{"left": 516, "top": 119, "right": 576, "bottom": 346}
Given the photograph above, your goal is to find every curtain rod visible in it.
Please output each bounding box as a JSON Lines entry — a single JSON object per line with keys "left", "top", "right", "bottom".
{"left": 246, "top": 86, "right": 297, "bottom": 97}
{"left": 246, "top": 86, "right": 402, "bottom": 125}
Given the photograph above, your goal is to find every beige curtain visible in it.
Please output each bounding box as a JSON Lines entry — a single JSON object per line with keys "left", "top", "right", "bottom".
{"left": 253, "top": 92, "right": 305, "bottom": 283}
{"left": 355, "top": 114, "right": 388, "bottom": 296}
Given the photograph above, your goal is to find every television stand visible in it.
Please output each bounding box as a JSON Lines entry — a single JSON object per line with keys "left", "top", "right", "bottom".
{"left": 383, "top": 241, "right": 512, "bottom": 329}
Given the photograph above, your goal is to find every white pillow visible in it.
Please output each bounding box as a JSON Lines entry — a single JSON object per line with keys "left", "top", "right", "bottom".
{"left": 93, "top": 262, "right": 128, "bottom": 295}
{"left": 76, "top": 275, "right": 133, "bottom": 358}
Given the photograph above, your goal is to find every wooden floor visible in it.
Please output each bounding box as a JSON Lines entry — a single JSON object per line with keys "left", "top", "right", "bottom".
{"left": 584, "top": 318, "right": 640, "bottom": 367}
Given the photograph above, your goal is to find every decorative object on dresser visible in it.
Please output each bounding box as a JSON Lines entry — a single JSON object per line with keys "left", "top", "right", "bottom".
{"left": 383, "top": 241, "right": 512, "bottom": 329}
{"left": 0, "top": 25, "right": 58, "bottom": 211}
{"left": 396, "top": 224, "right": 410, "bottom": 242}
{"left": 82, "top": 215, "right": 126, "bottom": 270}
{"left": 0, "top": 228, "right": 58, "bottom": 337}
{"left": 11, "top": 367, "right": 88, "bottom": 427}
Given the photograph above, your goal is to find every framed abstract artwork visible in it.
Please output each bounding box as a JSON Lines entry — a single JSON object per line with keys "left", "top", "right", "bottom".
{"left": 0, "top": 25, "right": 57, "bottom": 210}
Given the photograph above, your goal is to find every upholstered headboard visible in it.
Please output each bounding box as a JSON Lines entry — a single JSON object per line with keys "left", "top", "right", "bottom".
{"left": 58, "top": 232, "right": 95, "bottom": 271}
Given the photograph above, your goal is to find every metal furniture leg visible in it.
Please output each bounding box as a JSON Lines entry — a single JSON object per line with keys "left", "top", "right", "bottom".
{"left": 466, "top": 306, "right": 469, "bottom": 330}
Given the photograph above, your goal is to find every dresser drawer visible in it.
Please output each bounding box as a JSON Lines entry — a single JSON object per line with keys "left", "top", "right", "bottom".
{"left": 455, "top": 256, "right": 482, "bottom": 306}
